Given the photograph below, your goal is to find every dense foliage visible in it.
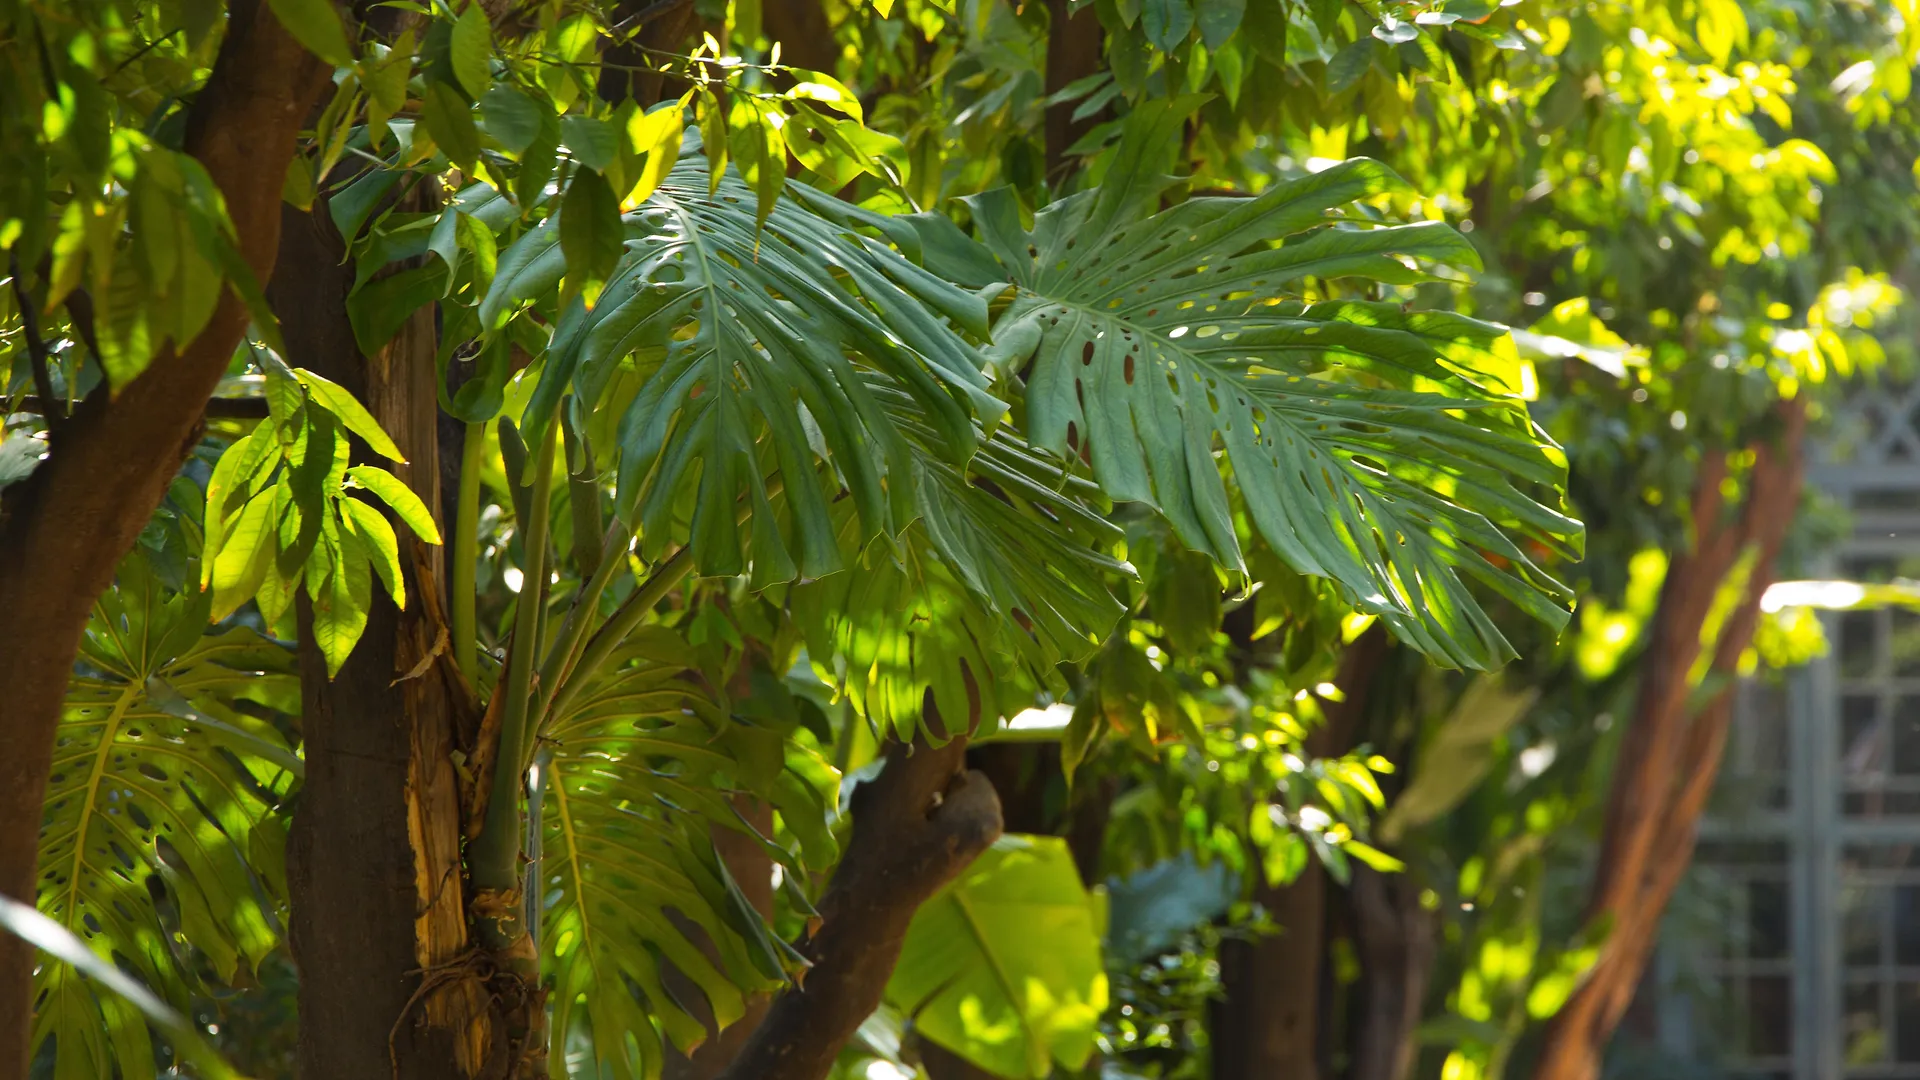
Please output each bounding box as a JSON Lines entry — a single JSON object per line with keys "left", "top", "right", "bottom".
{"left": 0, "top": 1, "right": 1915, "bottom": 1080}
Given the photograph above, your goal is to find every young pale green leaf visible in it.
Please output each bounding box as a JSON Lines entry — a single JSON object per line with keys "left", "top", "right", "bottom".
{"left": 306, "top": 515, "right": 373, "bottom": 677}
{"left": 207, "top": 488, "right": 280, "bottom": 621}
{"left": 265, "top": 0, "right": 355, "bottom": 66}
{"left": 885, "top": 836, "right": 1108, "bottom": 1078}
{"left": 477, "top": 215, "right": 564, "bottom": 327}
{"left": 294, "top": 368, "right": 407, "bottom": 461}
{"left": 449, "top": 1, "right": 494, "bottom": 100}
{"left": 560, "top": 167, "right": 626, "bottom": 308}
{"left": 622, "top": 105, "right": 685, "bottom": 209}
{"left": 727, "top": 101, "right": 786, "bottom": 230}
{"left": 346, "top": 465, "right": 442, "bottom": 543}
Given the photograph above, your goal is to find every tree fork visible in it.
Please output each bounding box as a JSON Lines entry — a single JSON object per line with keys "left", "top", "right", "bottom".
{"left": 0, "top": 4, "right": 331, "bottom": 1072}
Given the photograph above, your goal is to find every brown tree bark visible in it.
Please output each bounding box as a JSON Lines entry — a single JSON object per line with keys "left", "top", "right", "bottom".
{"left": 1044, "top": 0, "right": 1105, "bottom": 182}
{"left": 272, "top": 205, "right": 491, "bottom": 1080}
{"left": 1211, "top": 625, "right": 1390, "bottom": 1080}
{"left": 1531, "top": 397, "right": 1808, "bottom": 1080}
{"left": 0, "top": 6, "right": 331, "bottom": 1072}
{"left": 1345, "top": 865, "right": 1437, "bottom": 1080}
{"left": 716, "top": 733, "right": 1003, "bottom": 1080}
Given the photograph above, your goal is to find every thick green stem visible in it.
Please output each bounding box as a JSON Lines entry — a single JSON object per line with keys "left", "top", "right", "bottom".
{"left": 541, "top": 546, "right": 696, "bottom": 729}
{"left": 534, "top": 523, "right": 629, "bottom": 720}
{"left": 470, "top": 417, "right": 558, "bottom": 924}
{"left": 452, "top": 419, "right": 485, "bottom": 685}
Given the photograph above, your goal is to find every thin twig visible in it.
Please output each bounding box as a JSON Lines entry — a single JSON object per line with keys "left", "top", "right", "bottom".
{"left": 8, "top": 254, "right": 60, "bottom": 433}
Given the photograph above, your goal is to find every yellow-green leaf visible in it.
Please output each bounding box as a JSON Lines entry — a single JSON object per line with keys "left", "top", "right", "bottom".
{"left": 208, "top": 488, "right": 280, "bottom": 621}
{"left": 294, "top": 368, "right": 406, "bottom": 461}
{"left": 343, "top": 496, "right": 405, "bottom": 608}
{"left": 345, "top": 465, "right": 442, "bottom": 543}
{"left": 265, "top": 0, "right": 356, "bottom": 67}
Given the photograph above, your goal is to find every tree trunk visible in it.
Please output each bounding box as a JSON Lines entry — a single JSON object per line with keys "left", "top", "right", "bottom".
{"left": 1043, "top": 0, "right": 1105, "bottom": 182}
{"left": 1345, "top": 865, "right": 1436, "bottom": 1080}
{"left": 1211, "top": 625, "right": 1390, "bottom": 1080}
{"left": 1531, "top": 398, "right": 1807, "bottom": 1080}
{"left": 1213, "top": 867, "right": 1330, "bottom": 1080}
{"left": 717, "top": 733, "right": 1003, "bottom": 1080}
{"left": 274, "top": 205, "right": 491, "bottom": 1080}
{"left": 0, "top": 7, "right": 329, "bottom": 1072}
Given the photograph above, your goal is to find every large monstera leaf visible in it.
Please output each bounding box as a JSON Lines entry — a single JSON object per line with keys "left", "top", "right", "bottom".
{"left": 965, "top": 101, "right": 1581, "bottom": 669}
{"left": 502, "top": 145, "right": 1001, "bottom": 585}
{"left": 34, "top": 555, "right": 299, "bottom": 1078}
{"left": 541, "top": 633, "right": 839, "bottom": 1080}
{"left": 795, "top": 383, "right": 1129, "bottom": 742}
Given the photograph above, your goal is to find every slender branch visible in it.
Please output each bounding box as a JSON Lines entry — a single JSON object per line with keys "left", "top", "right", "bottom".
{"left": 7, "top": 256, "right": 60, "bottom": 430}
{"left": 452, "top": 420, "right": 485, "bottom": 685}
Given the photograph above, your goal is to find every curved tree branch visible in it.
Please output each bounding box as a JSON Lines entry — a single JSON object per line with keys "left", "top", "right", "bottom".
{"left": 0, "top": 4, "right": 332, "bottom": 1071}
{"left": 716, "top": 732, "right": 1004, "bottom": 1080}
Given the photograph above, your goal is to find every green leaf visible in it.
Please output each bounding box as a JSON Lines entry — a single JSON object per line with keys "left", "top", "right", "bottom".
{"left": 562, "top": 115, "right": 621, "bottom": 173}
{"left": 346, "top": 465, "right": 442, "bottom": 544}
{"left": 560, "top": 167, "right": 626, "bottom": 308}
{"left": 726, "top": 101, "right": 786, "bottom": 231}
{"left": 543, "top": 649, "right": 813, "bottom": 1080}
{"left": 477, "top": 214, "right": 564, "bottom": 327}
{"left": 294, "top": 368, "right": 407, "bottom": 461}
{"left": 422, "top": 80, "right": 482, "bottom": 170}
{"left": 536, "top": 156, "right": 998, "bottom": 584}
{"left": 207, "top": 487, "right": 281, "bottom": 621}
{"left": 34, "top": 556, "right": 297, "bottom": 1078}
{"left": 450, "top": 1, "right": 494, "bottom": 99}
{"left": 481, "top": 85, "right": 545, "bottom": 154}
{"left": 1376, "top": 676, "right": 1538, "bottom": 842}
{"left": 3, "top": 897, "right": 246, "bottom": 1080}
{"left": 885, "top": 836, "right": 1108, "bottom": 1079}
{"left": 345, "top": 260, "right": 449, "bottom": 355}
{"left": 1143, "top": 0, "right": 1195, "bottom": 50}
{"left": 307, "top": 513, "right": 372, "bottom": 677}
{"left": 265, "top": 0, "right": 355, "bottom": 66}
{"left": 970, "top": 102, "right": 1580, "bottom": 669}
{"left": 343, "top": 496, "right": 406, "bottom": 608}
{"left": 1195, "top": 0, "right": 1245, "bottom": 48}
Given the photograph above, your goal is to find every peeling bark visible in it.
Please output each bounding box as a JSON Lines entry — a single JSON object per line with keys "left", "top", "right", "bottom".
{"left": 0, "top": 6, "right": 331, "bottom": 1070}
{"left": 274, "top": 204, "right": 491, "bottom": 1080}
